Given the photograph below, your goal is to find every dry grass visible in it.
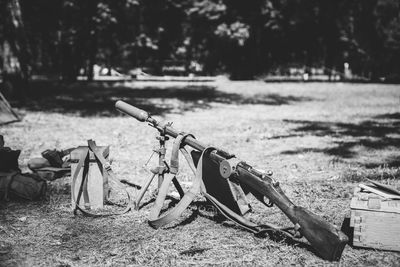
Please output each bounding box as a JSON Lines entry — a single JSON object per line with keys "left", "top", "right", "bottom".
{"left": 1, "top": 81, "right": 400, "bottom": 266}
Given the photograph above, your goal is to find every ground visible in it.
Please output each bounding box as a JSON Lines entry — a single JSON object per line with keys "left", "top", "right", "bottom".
{"left": 1, "top": 81, "right": 400, "bottom": 266}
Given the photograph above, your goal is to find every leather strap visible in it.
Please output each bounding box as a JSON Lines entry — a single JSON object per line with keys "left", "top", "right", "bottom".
{"left": 169, "top": 134, "right": 195, "bottom": 197}
{"left": 71, "top": 147, "right": 89, "bottom": 213}
{"left": 148, "top": 139, "right": 298, "bottom": 239}
{"left": 196, "top": 154, "right": 297, "bottom": 239}
{"left": 202, "top": 190, "right": 295, "bottom": 239}
{"left": 149, "top": 147, "right": 216, "bottom": 228}
{"left": 170, "top": 133, "right": 195, "bottom": 175}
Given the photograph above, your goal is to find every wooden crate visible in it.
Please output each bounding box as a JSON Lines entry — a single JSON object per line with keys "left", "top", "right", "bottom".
{"left": 70, "top": 146, "right": 109, "bottom": 209}
{"left": 350, "top": 187, "right": 400, "bottom": 251}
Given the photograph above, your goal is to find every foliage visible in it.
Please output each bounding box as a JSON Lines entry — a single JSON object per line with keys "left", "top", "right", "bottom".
{"left": 215, "top": 22, "right": 250, "bottom": 46}
{"left": 0, "top": 0, "right": 399, "bottom": 81}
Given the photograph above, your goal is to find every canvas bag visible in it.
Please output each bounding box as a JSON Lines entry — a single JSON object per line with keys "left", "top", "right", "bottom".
{"left": 0, "top": 171, "right": 47, "bottom": 201}
{"left": 0, "top": 138, "right": 47, "bottom": 201}
{"left": 0, "top": 147, "right": 20, "bottom": 172}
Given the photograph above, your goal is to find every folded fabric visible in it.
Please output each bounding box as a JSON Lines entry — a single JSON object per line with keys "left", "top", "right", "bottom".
{"left": 28, "top": 148, "right": 74, "bottom": 181}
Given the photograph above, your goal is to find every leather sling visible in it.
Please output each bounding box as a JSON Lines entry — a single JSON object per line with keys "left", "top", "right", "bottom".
{"left": 148, "top": 136, "right": 301, "bottom": 239}
{"left": 148, "top": 133, "right": 201, "bottom": 228}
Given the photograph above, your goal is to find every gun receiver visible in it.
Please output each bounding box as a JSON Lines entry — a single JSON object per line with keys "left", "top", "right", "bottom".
{"left": 115, "top": 100, "right": 348, "bottom": 261}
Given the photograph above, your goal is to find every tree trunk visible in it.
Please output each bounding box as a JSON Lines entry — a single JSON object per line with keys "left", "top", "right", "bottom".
{"left": 86, "top": 1, "right": 98, "bottom": 82}
{"left": 4, "top": 0, "right": 31, "bottom": 101}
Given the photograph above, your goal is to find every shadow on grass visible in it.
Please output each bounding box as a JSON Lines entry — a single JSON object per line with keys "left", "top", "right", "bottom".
{"left": 14, "top": 81, "right": 313, "bottom": 117}
{"left": 276, "top": 114, "right": 400, "bottom": 167}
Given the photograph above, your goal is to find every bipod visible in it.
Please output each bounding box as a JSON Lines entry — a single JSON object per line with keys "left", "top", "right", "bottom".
{"left": 134, "top": 124, "right": 186, "bottom": 210}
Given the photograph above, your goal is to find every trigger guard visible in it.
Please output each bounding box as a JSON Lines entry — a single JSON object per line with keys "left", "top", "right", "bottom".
{"left": 263, "top": 197, "right": 274, "bottom": 207}
{"left": 254, "top": 193, "right": 273, "bottom": 207}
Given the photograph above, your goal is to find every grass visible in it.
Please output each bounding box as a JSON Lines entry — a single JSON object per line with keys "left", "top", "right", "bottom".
{"left": 1, "top": 81, "right": 400, "bottom": 266}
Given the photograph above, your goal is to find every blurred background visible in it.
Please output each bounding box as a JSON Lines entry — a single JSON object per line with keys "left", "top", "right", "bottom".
{"left": 1, "top": 0, "right": 400, "bottom": 98}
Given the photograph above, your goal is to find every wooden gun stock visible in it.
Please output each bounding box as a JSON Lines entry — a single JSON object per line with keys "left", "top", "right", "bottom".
{"left": 236, "top": 167, "right": 348, "bottom": 261}
{"left": 291, "top": 206, "right": 348, "bottom": 261}
{"left": 115, "top": 101, "right": 348, "bottom": 261}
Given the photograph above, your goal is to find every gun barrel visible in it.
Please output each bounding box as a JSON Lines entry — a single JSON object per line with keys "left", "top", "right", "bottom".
{"left": 115, "top": 101, "right": 150, "bottom": 122}
{"left": 115, "top": 101, "right": 216, "bottom": 155}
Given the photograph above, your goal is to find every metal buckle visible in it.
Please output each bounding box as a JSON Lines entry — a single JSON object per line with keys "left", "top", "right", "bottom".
{"left": 103, "top": 162, "right": 112, "bottom": 172}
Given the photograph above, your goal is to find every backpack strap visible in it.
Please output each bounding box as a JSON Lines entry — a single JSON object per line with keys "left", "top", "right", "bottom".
{"left": 71, "top": 147, "right": 90, "bottom": 214}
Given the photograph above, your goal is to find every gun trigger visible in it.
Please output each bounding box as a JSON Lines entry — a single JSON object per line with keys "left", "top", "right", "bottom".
{"left": 255, "top": 194, "right": 273, "bottom": 207}
{"left": 293, "top": 223, "right": 302, "bottom": 238}
{"left": 263, "top": 196, "right": 274, "bottom": 207}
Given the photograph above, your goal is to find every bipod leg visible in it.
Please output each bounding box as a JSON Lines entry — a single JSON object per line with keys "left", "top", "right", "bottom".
{"left": 134, "top": 173, "right": 157, "bottom": 210}
{"left": 156, "top": 126, "right": 169, "bottom": 188}
{"left": 172, "top": 177, "right": 184, "bottom": 198}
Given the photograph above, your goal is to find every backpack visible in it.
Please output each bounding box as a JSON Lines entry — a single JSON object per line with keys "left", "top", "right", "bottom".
{"left": 0, "top": 171, "right": 47, "bottom": 201}
{"left": 0, "top": 136, "right": 47, "bottom": 201}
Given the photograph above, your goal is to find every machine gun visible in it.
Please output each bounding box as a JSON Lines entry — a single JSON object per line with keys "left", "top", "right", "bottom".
{"left": 115, "top": 100, "right": 348, "bottom": 261}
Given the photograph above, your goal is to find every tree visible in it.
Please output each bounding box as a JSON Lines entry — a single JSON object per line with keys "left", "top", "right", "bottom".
{"left": 1, "top": 0, "right": 399, "bottom": 83}
{"left": 1, "top": 0, "right": 31, "bottom": 100}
